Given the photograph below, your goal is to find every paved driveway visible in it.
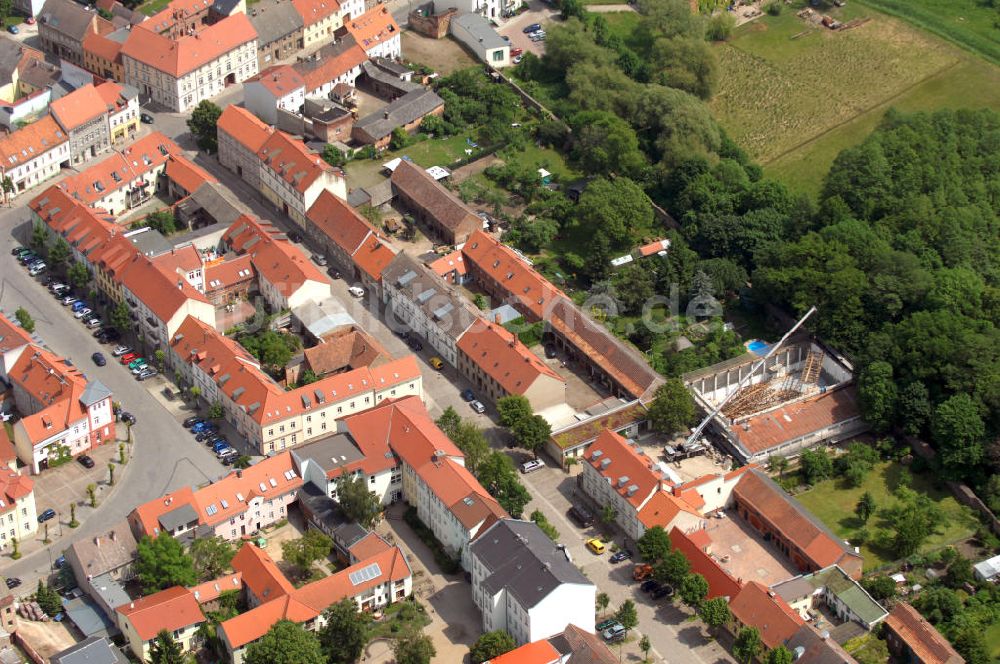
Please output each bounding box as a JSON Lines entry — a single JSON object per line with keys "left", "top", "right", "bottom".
{"left": 518, "top": 463, "right": 737, "bottom": 664}
{"left": 0, "top": 213, "right": 225, "bottom": 584}
{"left": 496, "top": 1, "right": 561, "bottom": 57}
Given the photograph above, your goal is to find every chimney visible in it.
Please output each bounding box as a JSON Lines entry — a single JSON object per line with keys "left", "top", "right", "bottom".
{"left": 494, "top": 314, "right": 501, "bottom": 324}
{"left": 236, "top": 469, "right": 243, "bottom": 478}
{"left": 129, "top": 602, "right": 134, "bottom": 609}
{"left": 383, "top": 110, "right": 389, "bottom": 120}
{"left": 110, "top": 530, "right": 117, "bottom": 541}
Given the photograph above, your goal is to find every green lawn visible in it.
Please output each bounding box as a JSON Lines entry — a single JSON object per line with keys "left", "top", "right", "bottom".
{"left": 856, "top": 0, "right": 1000, "bottom": 66}
{"left": 139, "top": 0, "right": 171, "bottom": 15}
{"left": 709, "top": 1, "right": 1000, "bottom": 196}
{"left": 601, "top": 11, "right": 642, "bottom": 47}
{"left": 985, "top": 621, "right": 1000, "bottom": 661}
{"left": 795, "top": 461, "right": 979, "bottom": 571}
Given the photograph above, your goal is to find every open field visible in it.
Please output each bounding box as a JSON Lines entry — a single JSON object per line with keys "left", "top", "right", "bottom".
{"left": 795, "top": 461, "right": 979, "bottom": 571}
{"left": 709, "top": 3, "right": 1000, "bottom": 194}
{"left": 857, "top": 0, "right": 1000, "bottom": 66}
{"left": 401, "top": 31, "right": 477, "bottom": 75}
{"left": 986, "top": 621, "right": 1000, "bottom": 660}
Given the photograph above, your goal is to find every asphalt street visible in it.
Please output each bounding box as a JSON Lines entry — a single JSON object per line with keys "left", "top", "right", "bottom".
{"left": 0, "top": 209, "right": 225, "bottom": 585}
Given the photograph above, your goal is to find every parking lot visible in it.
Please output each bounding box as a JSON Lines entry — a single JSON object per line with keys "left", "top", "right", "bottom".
{"left": 497, "top": 1, "right": 560, "bottom": 58}
{"left": 518, "top": 462, "right": 737, "bottom": 663}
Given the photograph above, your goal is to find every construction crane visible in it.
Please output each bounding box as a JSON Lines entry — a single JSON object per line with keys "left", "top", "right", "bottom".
{"left": 685, "top": 306, "right": 817, "bottom": 448}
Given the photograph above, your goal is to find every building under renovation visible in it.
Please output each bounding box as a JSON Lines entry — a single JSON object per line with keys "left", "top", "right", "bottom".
{"left": 684, "top": 338, "right": 868, "bottom": 463}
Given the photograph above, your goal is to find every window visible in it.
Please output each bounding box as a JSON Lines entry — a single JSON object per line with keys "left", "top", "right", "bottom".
{"left": 492, "top": 50, "right": 504, "bottom": 62}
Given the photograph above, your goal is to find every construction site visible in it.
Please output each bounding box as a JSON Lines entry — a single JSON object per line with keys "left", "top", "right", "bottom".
{"left": 683, "top": 338, "right": 869, "bottom": 463}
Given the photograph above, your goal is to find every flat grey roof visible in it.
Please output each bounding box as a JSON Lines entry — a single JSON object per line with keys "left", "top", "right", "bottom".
{"left": 452, "top": 12, "right": 507, "bottom": 50}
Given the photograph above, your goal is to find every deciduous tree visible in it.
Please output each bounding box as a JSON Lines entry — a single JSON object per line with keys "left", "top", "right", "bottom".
{"left": 697, "top": 596, "right": 731, "bottom": 631}
{"left": 654, "top": 550, "right": 690, "bottom": 587}
{"left": 679, "top": 573, "right": 709, "bottom": 608}
{"left": 615, "top": 599, "right": 638, "bottom": 630}
{"left": 734, "top": 626, "right": 762, "bottom": 664}
{"left": 189, "top": 536, "right": 235, "bottom": 581}
{"left": 335, "top": 472, "right": 382, "bottom": 529}
{"left": 647, "top": 379, "right": 696, "bottom": 434}
{"left": 282, "top": 529, "right": 333, "bottom": 573}
{"left": 470, "top": 630, "right": 516, "bottom": 664}
{"left": 393, "top": 633, "right": 436, "bottom": 664}
{"left": 636, "top": 526, "right": 671, "bottom": 563}
{"left": 319, "top": 598, "right": 369, "bottom": 664}
{"left": 149, "top": 630, "right": 184, "bottom": 664}
{"left": 136, "top": 534, "right": 197, "bottom": 593}
{"left": 245, "top": 619, "right": 324, "bottom": 664}
{"left": 187, "top": 100, "right": 222, "bottom": 152}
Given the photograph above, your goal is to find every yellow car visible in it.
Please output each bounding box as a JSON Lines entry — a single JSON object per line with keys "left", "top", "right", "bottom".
{"left": 586, "top": 538, "right": 606, "bottom": 555}
{"left": 429, "top": 357, "right": 444, "bottom": 370}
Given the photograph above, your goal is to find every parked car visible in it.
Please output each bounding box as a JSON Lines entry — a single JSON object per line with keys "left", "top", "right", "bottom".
{"left": 632, "top": 564, "right": 654, "bottom": 582}
{"left": 460, "top": 388, "right": 475, "bottom": 402}
{"left": 53, "top": 555, "right": 65, "bottom": 569}
{"left": 544, "top": 344, "right": 557, "bottom": 359}
{"left": 312, "top": 254, "right": 327, "bottom": 266}
{"left": 128, "top": 358, "right": 147, "bottom": 372}
{"left": 523, "top": 22, "right": 541, "bottom": 33}
{"left": 206, "top": 435, "right": 228, "bottom": 446}
{"left": 61, "top": 295, "right": 78, "bottom": 306}
{"left": 140, "top": 113, "right": 154, "bottom": 124}
{"left": 17, "top": 251, "right": 37, "bottom": 265}
{"left": 7, "top": 25, "right": 18, "bottom": 34}
{"left": 218, "top": 448, "right": 238, "bottom": 460}
{"left": 5, "top": 578, "right": 21, "bottom": 590}
{"left": 136, "top": 368, "right": 158, "bottom": 380}
{"left": 112, "top": 345, "right": 132, "bottom": 357}
{"left": 347, "top": 286, "right": 364, "bottom": 298}
{"left": 568, "top": 505, "right": 594, "bottom": 528}
{"left": 192, "top": 422, "right": 217, "bottom": 434}
{"left": 24, "top": 16, "right": 34, "bottom": 24}
{"left": 12, "top": 246, "right": 29, "bottom": 256}
{"left": 596, "top": 618, "right": 619, "bottom": 632}
{"left": 520, "top": 459, "right": 544, "bottom": 474}
{"left": 119, "top": 353, "right": 138, "bottom": 364}
{"left": 406, "top": 337, "right": 423, "bottom": 352}
{"left": 71, "top": 300, "right": 87, "bottom": 312}
{"left": 48, "top": 282, "right": 67, "bottom": 293}
{"left": 585, "top": 538, "right": 606, "bottom": 555}
{"left": 99, "top": 329, "right": 121, "bottom": 342}
{"left": 120, "top": 412, "right": 136, "bottom": 426}
{"left": 640, "top": 579, "right": 660, "bottom": 594}
{"left": 212, "top": 441, "right": 232, "bottom": 453}
{"left": 91, "top": 352, "right": 106, "bottom": 367}
{"left": 428, "top": 356, "right": 444, "bottom": 370}
{"left": 610, "top": 550, "right": 631, "bottom": 564}
{"left": 73, "top": 308, "right": 92, "bottom": 319}
{"left": 77, "top": 455, "right": 95, "bottom": 469}
{"left": 84, "top": 317, "right": 102, "bottom": 329}
{"left": 602, "top": 624, "right": 627, "bottom": 643}
{"left": 38, "top": 508, "right": 56, "bottom": 523}
{"left": 195, "top": 430, "right": 215, "bottom": 442}
{"left": 651, "top": 584, "right": 674, "bottom": 600}
{"left": 183, "top": 416, "right": 204, "bottom": 428}
{"left": 28, "top": 262, "right": 46, "bottom": 276}
{"left": 469, "top": 400, "right": 486, "bottom": 414}
{"left": 511, "top": 47, "right": 523, "bottom": 57}
{"left": 513, "top": 55, "right": 522, "bottom": 65}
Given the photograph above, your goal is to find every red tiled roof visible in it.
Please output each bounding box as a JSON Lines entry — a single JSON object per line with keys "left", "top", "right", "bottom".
{"left": 10, "top": 347, "right": 91, "bottom": 444}
{"left": 486, "top": 640, "right": 560, "bottom": 664}
{"left": 223, "top": 214, "right": 330, "bottom": 298}
{"left": 306, "top": 190, "right": 375, "bottom": 258}
{"left": 347, "top": 532, "right": 392, "bottom": 561}
{"left": 457, "top": 320, "right": 564, "bottom": 397}
{"left": 231, "top": 542, "right": 295, "bottom": 602}
{"left": 257, "top": 130, "right": 336, "bottom": 195}
{"left": 189, "top": 572, "right": 242, "bottom": 604}
{"left": 0, "top": 115, "right": 67, "bottom": 168}
{"left": 194, "top": 452, "right": 303, "bottom": 528}
{"left": 151, "top": 244, "right": 203, "bottom": 278}
{"left": 204, "top": 254, "right": 255, "bottom": 292}
{"left": 0, "top": 469, "right": 33, "bottom": 514}
{"left": 0, "top": 312, "right": 34, "bottom": 354}
{"left": 637, "top": 238, "right": 669, "bottom": 257}
{"left": 82, "top": 30, "right": 123, "bottom": 63}
{"left": 50, "top": 83, "right": 108, "bottom": 131}
{"left": 165, "top": 155, "right": 218, "bottom": 194}
{"left": 292, "top": 42, "right": 366, "bottom": 93}
{"left": 122, "top": 13, "right": 257, "bottom": 78}
{"left": 584, "top": 429, "right": 664, "bottom": 510}
{"left": 885, "top": 603, "right": 963, "bottom": 664}
{"left": 291, "top": 0, "right": 339, "bottom": 26}
{"left": 729, "top": 582, "right": 804, "bottom": 649}
{"left": 343, "top": 6, "right": 398, "bottom": 52}
{"left": 428, "top": 250, "right": 467, "bottom": 279}
{"left": 0, "top": 426, "right": 16, "bottom": 469}
{"left": 733, "top": 387, "right": 862, "bottom": 455}
{"left": 669, "top": 527, "right": 742, "bottom": 600}
{"left": 118, "top": 252, "right": 210, "bottom": 323}
{"left": 218, "top": 105, "right": 273, "bottom": 153}
{"left": 130, "top": 486, "right": 197, "bottom": 537}
{"left": 638, "top": 490, "right": 702, "bottom": 530}
{"left": 117, "top": 586, "right": 205, "bottom": 641}
{"left": 733, "top": 469, "right": 860, "bottom": 572}
{"left": 250, "top": 65, "right": 305, "bottom": 97}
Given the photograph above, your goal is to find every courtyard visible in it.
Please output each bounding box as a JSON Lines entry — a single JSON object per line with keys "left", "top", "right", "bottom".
{"left": 704, "top": 514, "right": 801, "bottom": 588}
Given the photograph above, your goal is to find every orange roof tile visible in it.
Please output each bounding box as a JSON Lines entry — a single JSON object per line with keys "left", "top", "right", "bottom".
{"left": 638, "top": 491, "right": 702, "bottom": 530}
{"left": 205, "top": 254, "right": 255, "bottom": 291}
{"left": 637, "top": 238, "right": 669, "bottom": 257}
{"left": 485, "top": 640, "right": 560, "bottom": 664}
{"left": 346, "top": 532, "right": 392, "bottom": 561}
{"left": 306, "top": 190, "right": 373, "bottom": 257}
{"left": 885, "top": 603, "right": 963, "bottom": 664}
{"left": 584, "top": 429, "right": 665, "bottom": 510}
{"left": 189, "top": 572, "right": 242, "bottom": 604}
{"left": 457, "top": 319, "right": 564, "bottom": 398}
{"left": 122, "top": 13, "right": 257, "bottom": 78}
{"left": 130, "top": 486, "right": 197, "bottom": 537}
{"left": 250, "top": 65, "right": 304, "bottom": 97}
{"left": 83, "top": 31, "right": 123, "bottom": 62}
{"left": 117, "top": 586, "right": 205, "bottom": 641}
{"left": 729, "top": 582, "right": 804, "bottom": 649}
{"left": 343, "top": 6, "right": 398, "bottom": 52}
{"left": 733, "top": 387, "right": 862, "bottom": 455}
{"left": 257, "top": 130, "right": 336, "bottom": 195}
{"left": 352, "top": 235, "right": 395, "bottom": 282}
{"left": 732, "top": 469, "right": 860, "bottom": 572}
{"left": 292, "top": 41, "right": 366, "bottom": 93}
{"left": 10, "top": 347, "right": 91, "bottom": 444}
{"left": 218, "top": 105, "right": 273, "bottom": 153}
{"left": 0, "top": 425, "right": 16, "bottom": 468}
{"left": 291, "top": 0, "right": 339, "bottom": 26}
{"left": 57, "top": 132, "right": 181, "bottom": 206}
{"left": 0, "top": 115, "right": 67, "bottom": 168}
{"left": 231, "top": 542, "right": 295, "bottom": 602}
{"left": 151, "top": 244, "right": 203, "bottom": 277}
{"left": 118, "top": 252, "right": 209, "bottom": 323}
{"left": 94, "top": 81, "right": 131, "bottom": 113}
{"left": 669, "top": 527, "right": 742, "bottom": 600}
{"left": 0, "top": 312, "right": 34, "bottom": 354}
{"left": 50, "top": 83, "right": 108, "bottom": 131}
{"left": 0, "top": 469, "right": 34, "bottom": 513}
{"left": 428, "top": 250, "right": 467, "bottom": 279}
{"left": 165, "top": 155, "right": 218, "bottom": 194}
{"left": 192, "top": 452, "right": 302, "bottom": 527}
{"left": 223, "top": 214, "right": 330, "bottom": 297}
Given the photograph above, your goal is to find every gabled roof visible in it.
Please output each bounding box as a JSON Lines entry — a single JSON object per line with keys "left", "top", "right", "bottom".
{"left": 638, "top": 490, "right": 702, "bottom": 530}
{"left": 485, "top": 640, "right": 560, "bottom": 664}
{"left": 257, "top": 130, "right": 337, "bottom": 195}
{"left": 729, "top": 582, "right": 804, "bottom": 649}
{"left": 733, "top": 469, "right": 861, "bottom": 572}
{"left": 471, "top": 519, "right": 592, "bottom": 610}
{"left": 10, "top": 346, "right": 92, "bottom": 444}
{"left": 457, "top": 319, "right": 564, "bottom": 397}
{"left": 306, "top": 189, "right": 374, "bottom": 258}
{"left": 292, "top": 37, "right": 366, "bottom": 93}
{"left": 231, "top": 541, "right": 295, "bottom": 602}
{"left": 116, "top": 586, "right": 205, "bottom": 641}
{"left": 129, "top": 486, "right": 197, "bottom": 537}
{"left": 67, "top": 520, "right": 136, "bottom": 579}
{"left": 0, "top": 311, "right": 34, "bottom": 354}
{"left": 249, "top": 2, "right": 303, "bottom": 45}
{"left": 121, "top": 12, "right": 257, "bottom": 78}
{"left": 381, "top": 253, "right": 478, "bottom": 342}
{"left": 291, "top": 0, "right": 339, "bottom": 26}
{"left": 82, "top": 30, "right": 124, "bottom": 63}
{"left": 218, "top": 105, "right": 273, "bottom": 153}
{"left": 584, "top": 429, "right": 664, "bottom": 509}
{"left": 733, "top": 387, "right": 862, "bottom": 456}
{"left": 39, "top": 0, "right": 99, "bottom": 41}
{"left": 204, "top": 254, "right": 255, "bottom": 292}
{"left": 343, "top": 6, "right": 398, "bottom": 53}
{"left": 390, "top": 160, "right": 478, "bottom": 236}
{"left": 118, "top": 252, "right": 209, "bottom": 323}
{"left": 165, "top": 155, "right": 218, "bottom": 194}
{"left": 548, "top": 623, "right": 618, "bottom": 663}
{"left": 223, "top": 214, "right": 330, "bottom": 298}
{"left": 669, "top": 526, "right": 742, "bottom": 600}
{"left": 249, "top": 65, "right": 304, "bottom": 98}
{"left": 50, "top": 83, "right": 108, "bottom": 132}
{"left": 884, "top": 603, "right": 963, "bottom": 664}
{"left": 188, "top": 572, "right": 242, "bottom": 604}
{"left": 0, "top": 469, "right": 33, "bottom": 514}
{"left": 0, "top": 115, "right": 67, "bottom": 169}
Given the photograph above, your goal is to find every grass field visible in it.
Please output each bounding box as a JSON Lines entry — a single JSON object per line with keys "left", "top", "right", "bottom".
{"left": 710, "top": 3, "right": 1000, "bottom": 195}
{"left": 857, "top": 0, "right": 1000, "bottom": 66}
{"left": 985, "top": 621, "right": 1000, "bottom": 661}
{"left": 795, "top": 462, "right": 979, "bottom": 571}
